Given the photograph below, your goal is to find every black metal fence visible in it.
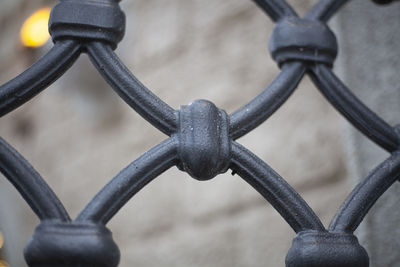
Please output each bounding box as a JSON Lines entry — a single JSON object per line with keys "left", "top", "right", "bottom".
{"left": 0, "top": 0, "right": 399, "bottom": 266}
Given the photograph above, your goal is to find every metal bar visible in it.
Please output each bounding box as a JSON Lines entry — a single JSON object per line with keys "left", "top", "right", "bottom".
{"left": 309, "top": 64, "right": 399, "bottom": 152}
{"left": 0, "top": 137, "right": 70, "bottom": 221}
{"left": 0, "top": 40, "right": 81, "bottom": 117}
{"left": 329, "top": 150, "right": 400, "bottom": 233}
{"left": 86, "top": 42, "right": 178, "bottom": 136}
{"left": 230, "top": 141, "right": 325, "bottom": 233}
{"left": 76, "top": 138, "right": 178, "bottom": 224}
{"left": 229, "top": 62, "right": 306, "bottom": 140}
{"left": 251, "top": 0, "right": 298, "bottom": 21}
{"left": 0, "top": 0, "right": 398, "bottom": 265}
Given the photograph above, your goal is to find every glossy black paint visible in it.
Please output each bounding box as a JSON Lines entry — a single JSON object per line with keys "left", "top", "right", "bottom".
{"left": 178, "top": 100, "right": 231, "bottom": 181}
{"left": 269, "top": 17, "right": 338, "bottom": 67}
{"left": 49, "top": 0, "right": 126, "bottom": 49}
{"left": 0, "top": 0, "right": 399, "bottom": 266}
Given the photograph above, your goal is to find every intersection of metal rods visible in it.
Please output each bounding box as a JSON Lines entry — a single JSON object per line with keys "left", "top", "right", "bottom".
{"left": 0, "top": 0, "right": 399, "bottom": 266}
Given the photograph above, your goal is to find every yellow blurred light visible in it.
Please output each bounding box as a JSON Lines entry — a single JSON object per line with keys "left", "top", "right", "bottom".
{"left": 20, "top": 7, "right": 51, "bottom": 48}
{"left": 0, "top": 260, "right": 9, "bottom": 267}
{"left": 0, "top": 232, "right": 3, "bottom": 249}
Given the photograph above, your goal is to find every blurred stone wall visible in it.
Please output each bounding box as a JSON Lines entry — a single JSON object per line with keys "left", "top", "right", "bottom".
{"left": 334, "top": 1, "right": 400, "bottom": 266}
{"left": 0, "top": 0, "right": 358, "bottom": 266}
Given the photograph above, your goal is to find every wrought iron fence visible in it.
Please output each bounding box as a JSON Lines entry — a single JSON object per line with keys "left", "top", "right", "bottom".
{"left": 0, "top": 0, "right": 399, "bottom": 266}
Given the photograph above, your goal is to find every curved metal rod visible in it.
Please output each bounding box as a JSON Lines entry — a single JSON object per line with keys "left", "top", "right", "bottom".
{"left": 0, "top": 40, "right": 82, "bottom": 117}
{"left": 0, "top": 137, "right": 70, "bottom": 222}
{"left": 252, "top": 0, "right": 298, "bottom": 22}
{"left": 230, "top": 141, "right": 325, "bottom": 233}
{"left": 305, "top": 0, "right": 350, "bottom": 22}
{"left": 229, "top": 62, "right": 306, "bottom": 140}
{"left": 310, "top": 64, "right": 399, "bottom": 152}
{"left": 329, "top": 150, "right": 400, "bottom": 233}
{"left": 77, "top": 138, "right": 178, "bottom": 224}
{"left": 86, "top": 42, "right": 178, "bottom": 136}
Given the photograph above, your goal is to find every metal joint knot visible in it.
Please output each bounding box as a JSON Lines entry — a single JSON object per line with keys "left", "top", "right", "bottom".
{"left": 24, "top": 221, "right": 120, "bottom": 267}
{"left": 286, "top": 231, "right": 369, "bottom": 267}
{"left": 49, "top": 0, "right": 126, "bottom": 49}
{"left": 269, "top": 17, "right": 338, "bottom": 67}
{"left": 177, "top": 100, "right": 231, "bottom": 181}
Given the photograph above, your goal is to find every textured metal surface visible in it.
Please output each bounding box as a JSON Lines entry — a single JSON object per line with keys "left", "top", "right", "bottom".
{"left": 0, "top": 0, "right": 399, "bottom": 266}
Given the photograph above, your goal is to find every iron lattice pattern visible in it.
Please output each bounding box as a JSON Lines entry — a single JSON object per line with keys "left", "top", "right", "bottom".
{"left": 0, "top": 0, "right": 399, "bottom": 266}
